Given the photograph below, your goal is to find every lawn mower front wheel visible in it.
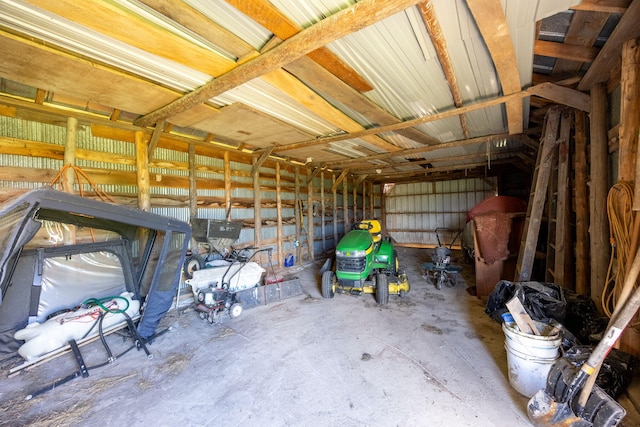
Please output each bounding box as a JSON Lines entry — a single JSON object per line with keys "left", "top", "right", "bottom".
{"left": 322, "top": 270, "right": 335, "bottom": 299}
{"left": 376, "top": 273, "right": 389, "bottom": 305}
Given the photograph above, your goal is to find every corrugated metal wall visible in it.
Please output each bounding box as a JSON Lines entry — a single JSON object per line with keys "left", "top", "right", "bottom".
{"left": 2, "top": 115, "right": 497, "bottom": 262}
{"left": 385, "top": 178, "right": 496, "bottom": 247}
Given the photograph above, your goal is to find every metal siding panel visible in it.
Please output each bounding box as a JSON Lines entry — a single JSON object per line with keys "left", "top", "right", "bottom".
{"left": 186, "top": 0, "right": 271, "bottom": 50}
{"left": 196, "top": 208, "right": 228, "bottom": 220}
{"left": 150, "top": 207, "right": 190, "bottom": 223}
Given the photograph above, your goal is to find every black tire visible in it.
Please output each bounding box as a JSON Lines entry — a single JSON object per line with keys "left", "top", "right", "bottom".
{"left": 321, "top": 270, "right": 335, "bottom": 299}
{"left": 376, "top": 273, "right": 389, "bottom": 305}
{"left": 229, "top": 303, "right": 243, "bottom": 318}
{"left": 399, "top": 289, "right": 406, "bottom": 298}
{"left": 183, "top": 254, "right": 205, "bottom": 279}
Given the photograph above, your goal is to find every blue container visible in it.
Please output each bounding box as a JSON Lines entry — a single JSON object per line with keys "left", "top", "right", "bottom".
{"left": 501, "top": 312, "right": 514, "bottom": 323}
{"left": 284, "top": 253, "right": 294, "bottom": 267}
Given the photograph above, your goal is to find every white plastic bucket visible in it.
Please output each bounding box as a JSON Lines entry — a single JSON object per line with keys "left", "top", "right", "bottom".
{"left": 502, "top": 321, "right": 562, "bottom": 397}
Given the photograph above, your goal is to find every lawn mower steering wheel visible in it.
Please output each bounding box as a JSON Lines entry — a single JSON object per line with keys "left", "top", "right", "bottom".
{"left": 356, "top": 222, "right": 373, "bottom": 231}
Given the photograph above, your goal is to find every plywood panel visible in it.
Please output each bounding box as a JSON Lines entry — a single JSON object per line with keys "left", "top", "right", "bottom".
{"left": 0, "top": 33, "right": 180, "bottom": 115}
{"left": 168, "top": 104, "right": 220, "bottom": 128}
{"left": 177, "top": 103, "right": 313, "bottom": 148}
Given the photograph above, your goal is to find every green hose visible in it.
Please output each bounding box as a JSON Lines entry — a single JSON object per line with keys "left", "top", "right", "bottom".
{"left": 82, "top": 295, "right": 130, "bottom": 314}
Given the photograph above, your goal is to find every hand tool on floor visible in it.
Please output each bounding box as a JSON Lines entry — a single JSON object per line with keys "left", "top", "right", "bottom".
{"left": 525, "top": 252, "right": 640, "bottom": 426}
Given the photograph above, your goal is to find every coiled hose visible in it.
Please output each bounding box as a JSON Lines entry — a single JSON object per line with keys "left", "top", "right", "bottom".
{"left": 602, "top": 182, "right": 637, "bottom": 324}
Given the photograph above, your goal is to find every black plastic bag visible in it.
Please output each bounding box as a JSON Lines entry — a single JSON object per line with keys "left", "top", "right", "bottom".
{"left": 485, "top": 280, "right": 566, "bottom": 324}
{"left": 564, "top": 345, "right": 638, "bottom": 399}
{"left": 563, "top": 289, "right": 610, "bottom": 345}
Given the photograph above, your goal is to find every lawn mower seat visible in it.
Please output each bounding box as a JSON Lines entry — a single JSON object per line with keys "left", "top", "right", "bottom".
{"left": 361, "top": 220, "right": 382, "bottom": 243}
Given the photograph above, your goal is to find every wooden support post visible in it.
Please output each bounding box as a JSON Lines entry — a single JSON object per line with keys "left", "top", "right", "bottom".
{"left": 590, "top": 83, "right": 610, "bottom": 307}
{"left": 333, "top": 174, "right": 338, "bottom": 247}
{"left": 63, "top": 117, "right": 77, "bottom": 194}
{"left": 574, "top": 110, "right": 590, "bottom": 295}
{"left": 295, "top": 167, "right": 302, "bottom": 265}
{"left": 620, "top": 38, "right": 640, "bottom": 356}
{"left": 627, "top": 38, "right": 640, "bottom": 265}
{"left": 321, "top": 171, "right": 326, "bottom": 256}
{"left": 276, "top": 163, "right": 283, "bottom": 267}
{"left": 188, "top": 143, "right": 197, "bottom": 220}
{"left": 625, "top": 40, "right": 640, "bottom": 323}
{"left": 135, "top": 131, "right": 150, "bottom": 212}
{"left": 361, "top": 180, "right": 366, "bottom": 218}
{"left": 252, "top": 158, "right": 262, "bottom": 260}
{"left": 621, "top": 38, "right": 640, "bottom": 187}
{"left": 369, "top": 182, "right": 374, "bottom": 218}
{"left": 62, "top": 117, "right": 78, "bottom": 243}
{"left": 307, "top": 170, "right": 315, "bottom": 262}
{"left": 352, "top": 179, "right": 357, "bottom": 223}
{"left": 381, "top": 184, "right": 387, "bottom": 233}
{"left": 343, "top": 177, "right": 349, "bottom": 232}
{"left": 224, "top": 151, "right": 231, "bottom": 220}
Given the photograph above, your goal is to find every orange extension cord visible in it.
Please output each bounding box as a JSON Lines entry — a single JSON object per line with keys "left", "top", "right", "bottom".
{"left": 602, "top": 181, "right": 637, "bottom": 324}
{"left": 48, "top": 165, "right": 117, "bottom": 243}
{"left": 49, "top": 164, "right": 116, "bottom": 203}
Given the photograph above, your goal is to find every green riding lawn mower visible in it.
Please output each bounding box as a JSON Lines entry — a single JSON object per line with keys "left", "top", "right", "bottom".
{"left": 321, "top": 219, "right": 409, "bottom": 305}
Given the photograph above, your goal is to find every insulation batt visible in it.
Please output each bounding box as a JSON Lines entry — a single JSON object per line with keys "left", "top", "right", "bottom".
{"left": 13, "top": 292, "right": 139, "bottom": 361}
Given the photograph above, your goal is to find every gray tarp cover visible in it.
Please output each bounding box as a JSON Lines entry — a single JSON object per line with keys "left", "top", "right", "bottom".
{"left": 0, "top": 187, "right": 190, "bottom": 356}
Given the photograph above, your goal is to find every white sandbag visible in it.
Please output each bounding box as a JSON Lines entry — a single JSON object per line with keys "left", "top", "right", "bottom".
{"left": 14, "top": 292, "right": 140, "bottom": 362}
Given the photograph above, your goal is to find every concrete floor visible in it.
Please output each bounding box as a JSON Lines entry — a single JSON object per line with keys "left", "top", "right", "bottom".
{"left": 0, "top": 247, "right": 638, "bottom": 426}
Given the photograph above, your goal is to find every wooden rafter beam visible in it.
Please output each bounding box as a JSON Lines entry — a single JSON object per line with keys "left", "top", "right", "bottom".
{"left": 283, "top": 56, "right": 440, "bottom": 146}
{"left": 369, "top": 159, "right": 513, "bottom": 181}
{"left": 0, "top": 95, "right": 266, "bottom": 167}
{"left": 418, "top": 1, "right": 469, "bottom": 138}
{"left": 251, "top": 146, "right": 275, "bottom": 176}
{"left": 269, "top": 79, "right": 587, "bottom": 156}
{"left": 331, "top": 169, "right": 350, "bottom": 192}
{"left": 330, "top": 133, "right": 509, "bottom": 168}
{"left": 532, "top": 74, "right": 582, "bottom": 87}
{"left": 534, "top": 40, "right": 600, "bottom": 63}
{"left": 578, "top": 0, "right": 640, "bottom": 90}
{"left": 271, "top": 91, "right": 528, "bottom": 153}
{"left": 527, "top": 82, "right": 591, "bottom": 112}
{"left": 571, "top": 0, "right": 630, "bottom": 13}
{"left": 226, "top": 0, "right": 373, "bottom": 92}
{"left": 138, "top": 0, "right": 257, "bottom": 60}
{"left": 551, "top": 9, "right": 609, "bottom": 76}
{"left": 350, "top": 148, "right": 521, "bottom": 172}
{"left": 25, "top": 0, "right": 237, "bottom": 77}
{"left": 465, "top": 0, "right": 523, "bottom": 135}
{"left": 134, "top": 0, "right": 420, "bottom": 128}
{"left": 261, "top": 69, "right": 402, "bottom": 152}
{"left": 306, "top": 164, "right": 325, "bottom": 185}
{"left": 516, "top": 135, "right": 541, "bottom": 151}
{"left": 516, "top": 152, "right": 536, "bottom": 167}
{"left": 147, "top": 119, "right": 166, "bottom": 160}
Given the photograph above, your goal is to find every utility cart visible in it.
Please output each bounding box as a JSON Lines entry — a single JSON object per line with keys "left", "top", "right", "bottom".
{"left": 183, "top": 218, "right": 244, "bottom": 279}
